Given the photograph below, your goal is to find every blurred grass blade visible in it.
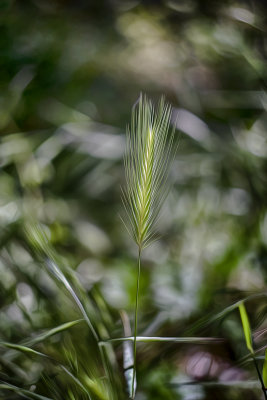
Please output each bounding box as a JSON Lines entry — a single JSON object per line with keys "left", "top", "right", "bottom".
{"left": 25, "top": 222, "right": 99, "bottom": 341}
{"left": 0, "top": 342, "right": 92, "bottom": 399}
{"left": 25, "top": 319, "right": 83, "bottom": 346}
{"left": 170, "top": 379, "right": 260, "bottom": 389}
{"left": 24, "top": 223, "right": 111, "bottom": 393}
{"left": 45, "top": 256, "right": 111, "bottom": 380}
{"left": 3, "top": 320, "right": 83, "bottom": 363}
{"left": 0, "top": 342, "right": 48, "bottom": 358}
{"left": 0, "top": 381, "right": 53, "bottom": 400}
{"left": 186, "top": 301, "right": 243, "bottom": 334}
{"left": 103, "top": 336, "right": 223, "bottom": 344}
{"left": 60, "top": 366, "right": 92, "bottom": 399}
{"left": 238, "top": 304, "right": 267, "bottom": 399}
{"left": 83, "top": 377, "right": 110, "bottom": 400}
{"left": 46, "top": 258, "right": 99, "bottom": 341}
{"left": 187, "top": 293, "right": 267, "bottom": 335}
{"left": 239, "top": 302, "right": 254, "bottom": 354}
{"left": 121, "top": 311, "right": 136, "bottom": 398}
{"left": 262, "top": 349, "right": 267, "bottom": 389}
{"left": 123, "top": 344, "right": 136, "bottom": 399}
{"left": 0, "top": 354, "right": 28, "bottom": 381}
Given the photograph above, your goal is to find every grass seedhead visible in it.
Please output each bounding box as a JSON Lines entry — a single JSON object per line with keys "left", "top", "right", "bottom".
{"left": 122, "top": 94, "right": 176, "bottom": 398}
{"left": 122, "top": 93, "right": 175, "bottom": 250}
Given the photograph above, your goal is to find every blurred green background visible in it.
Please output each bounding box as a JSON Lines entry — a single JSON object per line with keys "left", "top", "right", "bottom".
{"left": 1, "top": 0, "right": 267, "bottom": 399}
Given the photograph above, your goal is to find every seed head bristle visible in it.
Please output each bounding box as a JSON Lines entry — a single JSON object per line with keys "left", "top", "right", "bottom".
{"left": 122, "top": 94, "right": 175, "bottom": 249}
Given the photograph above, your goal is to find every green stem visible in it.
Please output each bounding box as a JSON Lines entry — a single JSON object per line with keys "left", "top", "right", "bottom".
{"left": 131, "top": 247, "right": 141, "bottom": 398}
{"left": 252, "top": 356, "right": 267, "bottom": 400}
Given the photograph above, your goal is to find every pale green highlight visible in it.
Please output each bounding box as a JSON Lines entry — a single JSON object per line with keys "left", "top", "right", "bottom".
{"left": 239, "top": 302, "right": 254, "bottom": 354}
{"left": 239, "top": 301, "right": 267, "bottom": 399}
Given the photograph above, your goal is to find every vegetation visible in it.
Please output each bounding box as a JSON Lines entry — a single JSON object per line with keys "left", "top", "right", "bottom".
{"left": 122, "top": 95, "right": 176, "bottom": 397}
{"left": 0, "top": 1, "right": 267, "bottom": 399}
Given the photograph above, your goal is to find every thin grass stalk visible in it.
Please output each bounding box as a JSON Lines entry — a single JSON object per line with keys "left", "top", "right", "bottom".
{"left": 102, "top": 337, "right": 223, "bottom": 344}
{"left": 239, "top": 302, "right": 267, "bottom": 400}
{"left": 252, "top": 357, "right": 267, "bottom": 400}
{"left": 131, "top": 247, "right": 141, "bottom": 398}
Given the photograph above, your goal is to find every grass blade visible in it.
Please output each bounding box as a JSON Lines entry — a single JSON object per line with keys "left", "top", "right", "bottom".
{"left": 170, "top": 379, "right": 260, "bottom": 389}
{"left": 0, "top": 342, "right": 49, "bottom": 358}
{"left": 24, "top": 222, "right": 113, "bottom": 392}
{"left": 45, "top": 258, "right": 99, "bottom": 342}
{"left": 239, "top": 302, "right": 253, "bottom": 354}
{"left": 238, "top": 302, "right": 267, "bottom": 399}
{"left": 25, "top": 222, "right": 98, "bottom": 341}
{"left": 25, "top": 319, "right": 83, "bottom": 346}
{"left": 120, "top": 311, "right": 136, "bottom": 398}
{"left": 262, "top": 349, "right": 267, "bottom": 390}
{"left": 0, "top": 341, "right": 92, "bottom": 399}
{"left": 102, "top": 336, "right": 223, "bottom": 344}
{"left": 0, "top": 381, "right": 53, "bottom": 400}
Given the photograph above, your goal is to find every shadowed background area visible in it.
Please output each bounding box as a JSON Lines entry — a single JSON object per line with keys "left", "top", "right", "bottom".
{"left": 0, "top": 0, "right": 267, "bottom": 399}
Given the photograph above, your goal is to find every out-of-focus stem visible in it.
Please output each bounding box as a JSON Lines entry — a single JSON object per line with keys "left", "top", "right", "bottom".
{"left": 252, "top": 357, "right": 267, "bottom": 400}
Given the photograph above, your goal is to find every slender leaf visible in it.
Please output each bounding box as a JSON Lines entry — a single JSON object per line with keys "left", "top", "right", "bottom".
{"left": 102, "top": 336, "right": 223, "bottom": 344}
{"left": 25, "top": 222, "right": 99, "bottom": 341}
{"left": 0, "top": 342, "right": 48, "bottom": 358}
{"left": 170, "top": 379, "right": 260, "bottom": 389}
{"left": 25, "top": 319, "right": 83, "bottom": 346}
{"left": 262, "top": 349, "right": 267, "bottom": 389}
{"left": 0, "top": 382, "right": 53, "bottom": 400}
{"left": 120, "top": 311, "right": 136, "bottom": 398}
{"left": 239, "top": 302, "right": 254, "bottom": 354}
{"left": 0, "top": 342, "right": 92, "bottom": 399}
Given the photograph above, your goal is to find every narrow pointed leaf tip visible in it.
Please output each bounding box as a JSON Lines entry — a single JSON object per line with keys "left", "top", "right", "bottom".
{"left": 239, "top": 302, "right": 254, "bottom": 354}
{"left": 122, "top": 94, "right": 175, "bottom": 249}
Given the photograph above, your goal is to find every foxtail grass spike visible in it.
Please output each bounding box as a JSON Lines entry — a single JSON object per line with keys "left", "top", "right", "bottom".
{"left": 122, "top": 94, "right": 176, "bottom": 398}
{"left": 122, "top": 93, "right": 175, "bottom": 250}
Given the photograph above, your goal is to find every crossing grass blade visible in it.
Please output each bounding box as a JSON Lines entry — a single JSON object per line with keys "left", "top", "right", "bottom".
{"left": 0, "top": 342, "right": 49, "bottom": 358}
{"left": 120, "top": 310, "right": 136, "bottom": 398}
{"left": 25, "top": 222, "right": 99, "bottom": 342}
{"left": 101, "top": 336, "right": 223, "bottom": 344}
{"left": 0, "top": 381, "right": 53, "bottom": 400}
{"left": 24, "top": 319, "right": 83, "bottom": 346}
{"left": 0, "top": 341, "right": 92, "bottom": 399}
{"left": 24, "top": 222, "right": 119, "bottom": 396}
{"left": 186, "top": 293, "right": 267, "bottom": 335}
{"left": 262, "top": 349, "right": 267, "bottom": 390}
{"left": 170, "top": 380, "right": 260, "bottom": 389}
